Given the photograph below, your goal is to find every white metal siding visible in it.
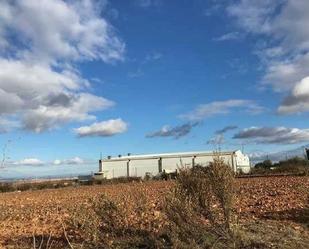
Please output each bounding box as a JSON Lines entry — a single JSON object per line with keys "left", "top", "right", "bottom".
{"left": 162, "top": 157, "right": 192, "bottom": 171}
{"left": 195, "top": 155, "right": 213, "bottom": 167}
{"left": 103, "top": 161, "right": 127, "bottom": 179}
{"left": 100, "top": 150, "right": 250, "bottom": 179}
{"left": 129, "top": 159, "right": 159, "bottom": 177}
{"left": 194, "top": 154, "right": 233, "bottom": 168}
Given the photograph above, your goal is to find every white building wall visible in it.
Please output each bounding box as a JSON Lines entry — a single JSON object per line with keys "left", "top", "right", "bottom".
{"left": 129, "top": 159, "right": 159, "bottom": 177}
{"left": 101, "top": 151, "right": 251, "bottom": 179}
{"left": 162, "top": 156, "right": 192, "bottom": 172}
{"left": 103, "top": 160, "right": 127, "bottom": 179}
{"left": 195, "top": 155, "right": 214, "bottom": 167}
{"left": 234, "top": 150, "right": 250, "bottom": 173}
{"left": 194, "top": 154, "right": 234, "bottom": 169}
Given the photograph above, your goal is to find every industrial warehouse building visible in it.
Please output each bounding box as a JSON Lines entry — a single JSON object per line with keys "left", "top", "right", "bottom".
{"left": 95, "top": 150, "right": 250, "bottom": 179}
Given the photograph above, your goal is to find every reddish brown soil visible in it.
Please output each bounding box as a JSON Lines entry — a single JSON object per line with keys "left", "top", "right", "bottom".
{"left": 0, "top": 176, "right": 308, "bottom": 248}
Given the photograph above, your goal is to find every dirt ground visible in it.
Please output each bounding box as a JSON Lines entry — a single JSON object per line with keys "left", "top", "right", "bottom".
{"left": 0, "top": 176, "right": 308, "bottom": 248}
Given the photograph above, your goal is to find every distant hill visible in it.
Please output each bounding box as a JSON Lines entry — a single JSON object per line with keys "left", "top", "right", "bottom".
{"left": 249, "top": 144, "right": 308, "bottom": 163}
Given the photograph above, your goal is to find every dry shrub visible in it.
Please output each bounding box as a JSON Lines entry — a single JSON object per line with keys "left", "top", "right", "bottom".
{"left": 164, "top": 155, "right": 244, "bottom": 248}
{"left": 164, "top": 188, "right": 217, "bottom": 248}
{"left": 63, "top": 156, "right": 249, "bottom": 248}
{"left": 66, "top": 192, "right": 168, "bottom": 248}
{"left": 181, "top": 156, "right": 235, "bottom": 232}
{"left": 207, "top": 157, "right": 236, "bottom": 231}
{"left": 66, "top": 194, "right": 126, "bottom": 248}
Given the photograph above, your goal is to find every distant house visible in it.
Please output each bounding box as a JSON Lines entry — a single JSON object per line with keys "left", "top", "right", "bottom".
{"left": 96, "top": 150, "right": 250, "bottom": 179}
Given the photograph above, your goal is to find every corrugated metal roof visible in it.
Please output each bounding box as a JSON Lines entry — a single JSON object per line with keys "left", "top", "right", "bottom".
{"left": 103, "top": 150, "right": 240, "bottom": 162}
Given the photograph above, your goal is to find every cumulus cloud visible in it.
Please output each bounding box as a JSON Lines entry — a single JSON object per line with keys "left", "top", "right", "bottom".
{"left": 74, "top": 118, "right": 128, "bottom": 137}
{"left": 263, "top": 53, "right": 309, "bottom": 92}
{"left": 278, "top": 77, "right": 309, "bottom": 114}
{"left": 233, "top": 126, "right": 309, "bottom": 144}
{"left": 23, "top": 93, "right": 114, "bottom": 132}
{"left": 227, "top": 0, "right": 309, "bottom": 114}
{"left": 14, "top": 158, "right": 44, "bottom": 166}
{"left": 0, "top": 60, "right": 115, "bottom": 132}
{"left": 146, "top": 122, "right": 198, "bottom": 139}
{"left": 180, "top": 99, "right": 264, "bottom": 121}
{"left": 0, "top": 0, "right": 125, "bottom": 133}
{"left": 215, "top": 125, "right": 238, "bottom": 134}
{"left": 0, "top": 0, "right": 124, "bottom": 64}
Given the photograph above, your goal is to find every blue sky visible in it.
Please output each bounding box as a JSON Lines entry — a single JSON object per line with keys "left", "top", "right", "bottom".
{"left": 0, "top": 0, "right": 309, "bottom": 178}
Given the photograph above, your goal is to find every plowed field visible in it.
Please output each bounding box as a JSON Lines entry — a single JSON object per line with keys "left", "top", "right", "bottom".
{"left": 0, "top": 176, "right": 308, "bottom": 248}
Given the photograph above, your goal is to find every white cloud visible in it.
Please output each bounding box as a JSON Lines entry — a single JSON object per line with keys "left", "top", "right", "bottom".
{"left": 227, "top": 0, "right": 309, "bottom": 114}
{"left": 233, "top": 126, "right": 309, "bottom": 144}
{"left": 204, "top": 2, "right": 223, "bottom": 17}
{"left": 0, "top": 117, "right": 19, "bottom": 133}
{"left": 0, "top": 0, "right": 125, "bottom": 64}
{"left": 0, "top": 59, "right": 114, "bottom": 132}
{"left": 0, "top": 59, "right": 79, "bottom": 96}
{"left": 144, "top": 51, "right": 162, "bottom": 62}
{"left": 74, "top": 118, "right": 128, "bottom": 137}
{"left": 207, "top": 134, "right": 225, "bottom": 145}
{"left": 278, "top": 77, "right": 309, "bottom": 114}
{"left": 23, "top": 93, "right": 114, "bottom": 132}
{"left": 0, "top": 0, "right": 124, "bottom": 132}
{"left": 146, "top": 122, "right": 198, "bottom": 139}
{"left": 180, "top": 99, "right": 264, "bottom": 121}
{"left": 213, "top": 32, "right": 244, "bottom": 41}
{"left": 215, "top": 125, "right": 238, "bottom": 134}
{"left": 0, "top": 88, "right": 24, "bottom": 114}
{"left": 128, "top": 51, "right": 163, "bottom": 78}
{"left": 15, "top": 158, "right": 44, "bottom": 166}
{"left": 263, "top": 52, "right": 309, "bottom": 92}
{"left": 53, "top": 159, "right": 62, "bottom": 165}
{"left": 65, "top": 157, "right": 84, "bottom": 165}
{"left": 0, "top": 1, "right": 12, "bottom": 50}
{"left": 135, "top": 0, "right": 160, "bottom": 8}
{"left": 227, "top": 1, "right": 279, "bottom": 34}
{"left": 53, "top": 157, "right": 86, "bottom": 165}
